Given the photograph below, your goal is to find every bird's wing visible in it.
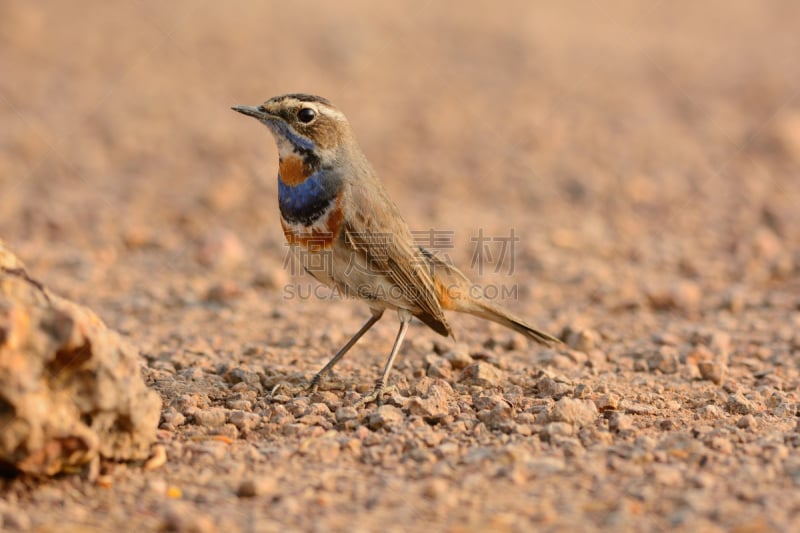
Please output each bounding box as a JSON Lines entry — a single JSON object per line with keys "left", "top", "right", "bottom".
{"left": 342, "top": 180, "right": 451, "bottom": 337}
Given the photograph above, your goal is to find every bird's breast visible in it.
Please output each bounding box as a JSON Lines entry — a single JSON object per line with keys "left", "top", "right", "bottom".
{"left": 278, "top": 158, "right": 345, "bottom": 249}
{"left": 280, "top": 193, "right": 345, "bottom": 249}
{"left": 278, "top": 154, "right": 313, "bottom": 186}
{"left": 278, "top": 159, "right": 342, "bottom": 226}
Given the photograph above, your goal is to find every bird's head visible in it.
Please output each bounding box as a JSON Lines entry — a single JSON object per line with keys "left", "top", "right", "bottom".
{"left": 232, "top": 94, "right": 352, "bottom": 166}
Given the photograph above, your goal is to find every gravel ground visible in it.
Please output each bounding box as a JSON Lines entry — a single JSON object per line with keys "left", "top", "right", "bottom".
{"left": 2, "top": 1, "right": 800, "bottom": 531}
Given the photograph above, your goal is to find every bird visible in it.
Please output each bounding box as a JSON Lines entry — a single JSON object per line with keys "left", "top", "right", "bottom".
{"left": 232, "top": 94, "right": 560, "bottom": 404}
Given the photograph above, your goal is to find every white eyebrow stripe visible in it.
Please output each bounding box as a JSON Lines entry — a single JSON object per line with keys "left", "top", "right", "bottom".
{"left": 322, "top": 107, "right": 346, "bottom": 121}
{"left": 283, "top": 97, "right": 347, "bottom": 122}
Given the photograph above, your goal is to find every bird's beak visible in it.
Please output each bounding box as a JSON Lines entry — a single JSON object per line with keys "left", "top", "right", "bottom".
{"left": 231, "top": 105, "right": 270, "bottom": 120}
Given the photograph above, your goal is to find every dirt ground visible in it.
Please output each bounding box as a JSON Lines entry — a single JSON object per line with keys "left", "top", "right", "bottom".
{"left": 2, "top": 1, "right": 800, "bottom": 531}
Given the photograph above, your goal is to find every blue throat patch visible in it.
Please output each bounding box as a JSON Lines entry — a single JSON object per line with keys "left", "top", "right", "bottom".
{"left": 278, "top": 170, "right": 340, "bottom": 226}
{"left": 268, "top": 119, "right": 315, "bottom": 151}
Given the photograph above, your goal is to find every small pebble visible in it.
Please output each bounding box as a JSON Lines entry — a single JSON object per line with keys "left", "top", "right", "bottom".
{"left": 444, "top": 347, "right": 473, "bottom": 370}
{"left": 595, "top": 393, "right": 621, "bottom": 411}
{"left": 477, "top": 403, "right": 514, "bottom": 431}
{"left": 193, "top": 408, "right": 228, "bottom": 428}
{"left": 648, "top": 346, "right": 680, "bottom": 374}
{"left": 459, "top": 362, "right": 503, "bottom": 387}
{"left": 229, "top": 410, "right": 261, "bottom": 432}
{"left": 736, "top": 414, "right": 756, "bottom": 429}
{"left": 205, "top": 281, "right": 243, "bottom": 303}
{"left": 548, "top": 398, "right": 598, "bottom": 427}
{"left": 609, "top": 412, "right": 633, "bottom": 432}
{"left": 540, "top": 421, "right": 576, "bottom": 440}
{"left": 335, "top": 406, "right": 359, "bottom": 423}
{"left": 536, "top": 376, "right": 571, "bottom": 398}
{"left": 424, "top": 354, "right": 452, "bottom": 380}
{"left": 697, "top": 361, "right": 726, "bottom": 385}
{"left": 368, "top": 404, "right": 404, "bottom": 430}
{"left": 407, "top": 383, "right": 451, "bottom": 419}
{"left": 236, "top": 480, "right": 258, "bottom": 498}
{"left": 726, "top": 393, "right": 757, "bottom": 415}
{"left": 565, "top": 327, "right": 600, "bottom": 352}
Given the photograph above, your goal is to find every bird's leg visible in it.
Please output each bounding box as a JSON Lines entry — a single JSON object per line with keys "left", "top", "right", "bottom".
{"left": 308, "top": 308, "right": 384, "bottom": 392}
{"left": 355, "top": 309, "right": 412, "bottom": 407}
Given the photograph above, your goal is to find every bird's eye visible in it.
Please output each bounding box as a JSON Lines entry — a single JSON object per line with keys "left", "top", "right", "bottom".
{"left": 297, "top": 108, "right": 316, "bottom": 123}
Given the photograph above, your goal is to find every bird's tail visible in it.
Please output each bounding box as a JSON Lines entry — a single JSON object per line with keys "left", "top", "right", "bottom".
{"left": 423, "top": 248, "right": 561, "bottom": 346}
{"left": 452, "top": 298, "right": 561, "bottom": 346}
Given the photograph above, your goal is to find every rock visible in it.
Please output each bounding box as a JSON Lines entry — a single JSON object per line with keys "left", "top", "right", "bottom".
{"left": 697, "top": 361, "right": 726, "bottom": 385}
{"left": 690, "top": 330, "right": 731, "bottom": 361}
{"left": 726, "top": 393, "right": 757, "bottom": 415}
{"left": 205, "top": 281, "right": 243, "bottom": 303}
{"left": 121, "top": 226, "right": 160, "bottom": 250}
{"left": 335, "top": 406, "right": 359, "bottom": 423}
{"left": 564, "top": 326, "right": 600, "bottom": 352}
{"left": 548, "top": 398, "right": 598, "bottom": 427}
{"left": 160, "top": 407, "right": 186, "bottom": 430}
{"left": 421, "top": 478, "right": 451, "bottom": 500}
{"left": 228, "top": 410, "right": 260, "bottom": 432}
{"left": 407, "top": 380, "right": 451, "bottom": 419}
{"left": 368, "top": 404, "right": 404, "bottom": 429}
{"left": 540, "top": 421, "right": 576, "bottom": 439}
{"left": 443, "top": 345, "right": 473, "bottom": 369}
{"left": 536, "top": 376, "right": 571, "bottom": 398}
{"left": 159, "top": 503, "right": 216, "bottom": 533}
{"left": 459, "top": 362, "right": 503, "bottom": 387}
{"left": 609, "top": 412, "right": 633, "bottom": 432}
{"left": 236, "top": 476, "right": 276, "bottom": 498}
{"left": 477, "top": 402, "right": 514, "bottom": 432}
{"left": 696, "top": 404, "right": 724, "bottom": 418}
{"left": 653, "top": 332, "right": 681, "bottom": 346}
{"left": 0, "top": 245, "right": 161, "bottom": 476}
{"left": 193, "top": 408, "right": 228, "bottom": 429}
{"left": 595, "top": 392, "right": 621, "bottom": 411}
{"left": 770, "top": 397, "right": 797, "bottom": 418}
{"left": 706, "top": 436, "right": 733, "bottom": 454}
{"left": 736, "top": 414, "right": 756, "bottom": 429}
{"left": 646, "top": 281, "right": 701, "bottom": 312}
{"left": 236, "top": 479, "right": 259, "bottom": 498}
{"left": 686, "top": 344, "right": 712, "bottom": 365}
{"left": 424, "top": 354, "right": 452, "bottom": 380}
{"left": 648, "top": 346, "right": 680, "bottom": 374}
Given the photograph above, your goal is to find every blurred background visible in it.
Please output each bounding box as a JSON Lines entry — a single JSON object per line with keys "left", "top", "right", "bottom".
{"left": 3, "top": 4, "right": 800, "bottom": 528}
{"left": 0, "top": 0, "right": 799, "bottom": 333}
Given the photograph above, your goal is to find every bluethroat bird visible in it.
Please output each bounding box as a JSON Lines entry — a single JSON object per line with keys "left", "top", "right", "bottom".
{"left": 233, "top": 94, "right": 559, "bottom": 404}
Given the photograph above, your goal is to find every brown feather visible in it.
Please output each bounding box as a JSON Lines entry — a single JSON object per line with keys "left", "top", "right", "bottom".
{"left": 340, "top": 161, "right": 451, "bottom": 337}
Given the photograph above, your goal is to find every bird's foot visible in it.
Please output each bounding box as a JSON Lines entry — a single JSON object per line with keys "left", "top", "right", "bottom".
{"left": 352, "top": 382, "right": 396, "bottom": 408}
{"left": 269, "top": 382, "right": 284, "bottom": 397}
{"left": 306, "top": 373, "right": 322, "bottom": 394}
{"left": 266, "top": 381, "right": 307, "bottom": 400}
